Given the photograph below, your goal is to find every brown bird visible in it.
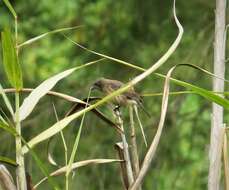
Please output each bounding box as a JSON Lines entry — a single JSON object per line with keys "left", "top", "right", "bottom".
{"left": 91, "top": 78, "right": 149, "bottom": 146}
{"left": 91, "top": 78, "right": 150, "bottom": 116}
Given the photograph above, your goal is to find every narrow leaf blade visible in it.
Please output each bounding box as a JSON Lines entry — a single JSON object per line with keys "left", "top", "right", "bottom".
{"left": 1, "top": 28, "right": 23, "bottom": 90}
{"left": 2, "top": 0, "right": 17, "bottom": 18}
{"left": 0, "top": 121, "right": 17, "bottom": 136}
{"left": 19, "top": 68, "right": 76, "bottom": 121}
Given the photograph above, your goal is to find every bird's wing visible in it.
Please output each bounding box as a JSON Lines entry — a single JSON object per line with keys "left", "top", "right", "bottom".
{"left": 108, "top": 80, "right": 123, "bottom": 90}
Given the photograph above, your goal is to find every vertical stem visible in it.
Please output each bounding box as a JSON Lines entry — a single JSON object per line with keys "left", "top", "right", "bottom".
{"left": 115, "top": 142, "right": 129, "bottom": 190}
{"left": 52, "top": 103, "right": 68, "bottom": 190}
{"left": 15, "top": 92, "right": 27, "bottom": 190}
{"left": 223, "top": 126, "right": 229, "bottom": 190}
{"left": 129, "top": 106, "right": 141, "bottom": 190}
{"left": 14, "top": 14, "right": 27, "bottom": 190}
{"left": 63, "top": 131, "right": 68, "bottom": 190}
{"left": 209, "top": 0, "right": 226, "bottom": 189}
{"left": 115, "top": 109, "right": 134, "bottom": 187}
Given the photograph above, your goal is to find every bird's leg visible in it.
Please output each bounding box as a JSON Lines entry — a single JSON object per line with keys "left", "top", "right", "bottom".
{"left": 114, "top": 105, "right": 121, "bottom": 115}
{"left": 113, "top": 106, "right": 122, "bottom": 125}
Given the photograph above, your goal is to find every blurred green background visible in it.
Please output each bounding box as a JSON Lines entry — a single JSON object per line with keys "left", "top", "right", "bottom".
{"left": 0, "top": 0, "right": 228, "bottom": 189}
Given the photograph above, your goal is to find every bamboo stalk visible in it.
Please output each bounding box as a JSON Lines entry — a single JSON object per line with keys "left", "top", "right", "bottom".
{"left": 208, "top": 0, "right": 226, "bottom": 189}
{"left": 15, "top": 92, "right": 27, "bottom": 190}
{"left": 223, "top": 125, "right": 229, "bottom": 190}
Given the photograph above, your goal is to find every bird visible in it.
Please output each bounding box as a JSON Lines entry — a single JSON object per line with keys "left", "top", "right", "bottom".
{"left": 91, "top": 78, "right": 150, "bottom": 116}
{"left": 91, "top": 77, "right": 149, "bottom": 146}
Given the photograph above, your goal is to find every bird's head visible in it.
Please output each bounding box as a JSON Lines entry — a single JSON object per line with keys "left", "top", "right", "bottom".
{"left": 91, "top": 78, "right": 105, "bottom": 91}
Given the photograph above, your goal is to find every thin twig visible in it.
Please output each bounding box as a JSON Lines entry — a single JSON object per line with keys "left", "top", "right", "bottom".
{"left": 3, "top": 88, "right": 84, "bottom": 103}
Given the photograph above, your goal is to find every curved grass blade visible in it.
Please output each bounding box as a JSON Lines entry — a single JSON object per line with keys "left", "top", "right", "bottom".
{"left": 34, "top": 159, "right": 122, "bottom": 188}
{"left": 18, "top": 26, "right": 84, "bottom": 48}
{"left": 155, "top": 63, "right": 229, "bottom": 109}
{"left": 19, "top": 68, "right": 76, "bottom": 122}
{"left": 1, "top": 28, "right": 23, "bottom": 90}
{"left": 0, "top": 121, "right": 17, "bottom": 136}
{"left": 0, "top": 84, "right": 14, "bottom": 117}
{"left": 19, "top": 58, "right": 105, "bottom": 122}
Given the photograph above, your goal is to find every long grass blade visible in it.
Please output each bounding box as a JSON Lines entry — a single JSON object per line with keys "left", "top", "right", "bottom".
{"left": 1, "top": 28, "right": 23, "bottom": 90}
{"left": 18, "top": 25, "right": 84, "bottom": 48}
{"left": 19, "top": 68, "right": 76, "bottom": 121}
{"left": 34, "top": 159, "right": 122, "bottom": 188}
{"left": 0, "top": 84, "right": 14, "bottom": 117}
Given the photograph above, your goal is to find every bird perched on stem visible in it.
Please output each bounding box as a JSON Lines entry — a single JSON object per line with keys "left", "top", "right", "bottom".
{"left": 91, "top": 78, "right": 149, "bottom": 116}
{"left": 91, "top": 77, "right": 149, "bottom": 146}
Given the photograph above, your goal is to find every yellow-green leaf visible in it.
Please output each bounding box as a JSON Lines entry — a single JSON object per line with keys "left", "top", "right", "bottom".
{"left": 1, "top": 28, "right": 23, "bottom": 90}
{"left": 19, "top": 68, "right": 76, "bottom": 121}
{"left": 0, "top": 156, "right": 17, "bottom": 167}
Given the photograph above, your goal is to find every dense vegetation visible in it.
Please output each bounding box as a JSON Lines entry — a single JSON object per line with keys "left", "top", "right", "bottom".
{"left": 0, "top": 0, "right": 228, "bottom": 189}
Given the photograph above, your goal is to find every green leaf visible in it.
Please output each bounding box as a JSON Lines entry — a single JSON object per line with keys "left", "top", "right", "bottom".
{"left": 170, "top": 77, "right": 229, "bottom": 109}
{"left": 0, "top": 156, "right": 17, "bottom": 167}
{"left": 0, "top": 83, "right": 14, "bottom": 117}
{"left": 0, "top": 121, "right": 17, "bottom": 136}
{"left": 1, "top": 28, "right": 23, "bottom": 90}
{"left": 0, "top": 121, "right": 60, "bottom": 189}
{"left": 18, "top": 25, "right": 83, "bottom": 48}
{"left": 2, "top": 0, "right": 17, "bottom": 18}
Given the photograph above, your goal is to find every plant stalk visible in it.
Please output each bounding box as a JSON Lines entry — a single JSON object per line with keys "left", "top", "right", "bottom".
{"left": 115, "top": 109, "right": 134, "bottom": 187}
{"left": 129, "top": 106, "right": 141, "bottom": 190}
{"left": 208, "top": 0, "right": 226, "bottom": 189}
{"left": 15, "top": 92, "right": 27, "bottom": 190}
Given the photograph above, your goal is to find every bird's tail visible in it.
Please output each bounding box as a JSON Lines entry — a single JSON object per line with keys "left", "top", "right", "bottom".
{"left": 138, "top": 102, "right": 150, "bottom": 117}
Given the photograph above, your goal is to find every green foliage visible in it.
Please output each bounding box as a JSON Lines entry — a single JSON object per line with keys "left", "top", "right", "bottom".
{"left": 0, "top": 0, "right": 228, "bottom": 190}
{"left": 1, "top": 28, "right": 23, "bottom": 90}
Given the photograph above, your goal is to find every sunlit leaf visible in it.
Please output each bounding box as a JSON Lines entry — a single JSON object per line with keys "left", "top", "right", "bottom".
{"left": 1, "top": 28, "right": 23, "bottom": 90}
{"left": 19, "top": 68, "right": 76, "bottom": 121}
{"left": 0, "top": 121, "right": 17, "bottom": 136}
{"left": 35, "top": 159, "right": 122, "bottom": 188}
{"left": 19, "top": 58, "right": 104, "bottom": 122}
